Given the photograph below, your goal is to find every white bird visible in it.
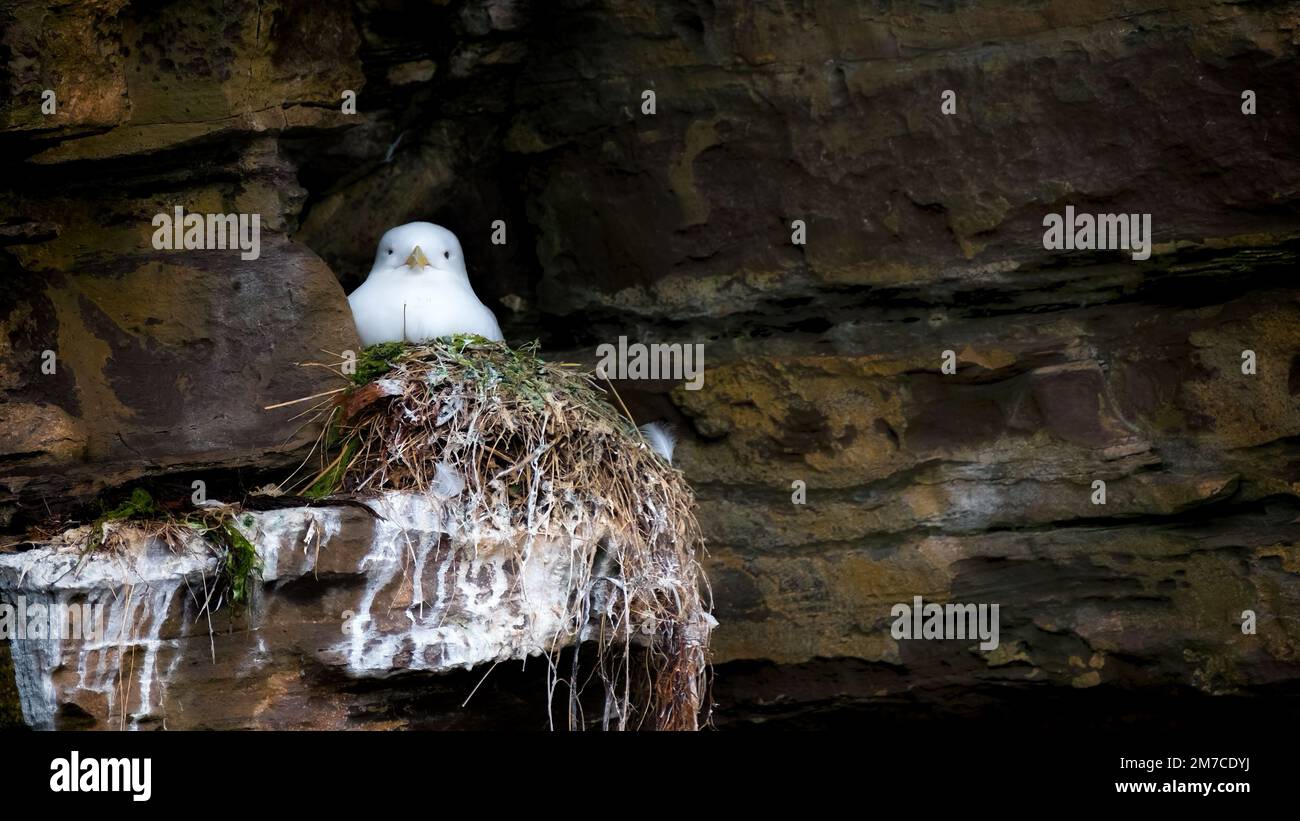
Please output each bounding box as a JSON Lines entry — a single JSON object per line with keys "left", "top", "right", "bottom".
{"left": 347, "top": 222, "right": 503, "bottom": 345}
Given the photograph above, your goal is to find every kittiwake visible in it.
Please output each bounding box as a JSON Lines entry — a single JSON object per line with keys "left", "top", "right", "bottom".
{"left": 348, "top": 222, "right": 504, "bottom": 345}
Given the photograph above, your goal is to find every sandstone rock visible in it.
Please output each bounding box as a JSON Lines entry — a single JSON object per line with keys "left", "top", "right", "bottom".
{"left": 0, "top": 497, "right": 618, "bottom": 730}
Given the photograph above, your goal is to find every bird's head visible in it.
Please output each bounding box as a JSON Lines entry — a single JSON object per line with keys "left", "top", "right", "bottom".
{"left": 372, "top": 222, "right": 466, "bottom": 279}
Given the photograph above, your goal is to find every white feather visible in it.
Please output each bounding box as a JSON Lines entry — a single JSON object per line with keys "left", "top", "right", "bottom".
{"left": 639, "top": 422, "right": 677, "bottom": 464}
{"left": 432, "top": 461, "right": 465, "bottom": 498}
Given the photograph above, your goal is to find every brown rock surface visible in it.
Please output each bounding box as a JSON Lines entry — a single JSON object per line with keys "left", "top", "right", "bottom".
{"left": 0, "top": 501, "right": 628, "bottom": 730}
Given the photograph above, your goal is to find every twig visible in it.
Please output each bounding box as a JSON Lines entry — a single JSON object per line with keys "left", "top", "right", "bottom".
{"left": 264, "top": 387, "right": 347, "bottom": 411}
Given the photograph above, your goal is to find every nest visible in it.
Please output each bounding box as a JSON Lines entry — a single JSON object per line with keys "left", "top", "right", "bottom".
{"left": 38, "top": 489, "right": 260, "bottom": 613}
{"left": 291, "top": 336, "right": 713, "bottom": 730}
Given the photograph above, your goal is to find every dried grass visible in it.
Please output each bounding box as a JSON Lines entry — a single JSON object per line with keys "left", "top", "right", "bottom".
{"left": 296, "top": 335, "right": 714, "bottom": 730}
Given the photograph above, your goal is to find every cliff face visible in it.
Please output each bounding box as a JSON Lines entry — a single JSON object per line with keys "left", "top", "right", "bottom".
{"left": 0, "top": 501, "right": 636, "bottom": 730}
{"left": 3, "top": 0, "right": 1300, "bottom": 728}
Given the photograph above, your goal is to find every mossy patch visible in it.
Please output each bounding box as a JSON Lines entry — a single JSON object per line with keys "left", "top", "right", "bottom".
{"left": 214, "top": 516, "right": 262, "bottom": 606}
{"left": 80, "top": 487, "right": 262, "bottom": 610}
{"left": 103, "top": 488, "right": 157, "bottom": 520}
{"left": 86, "top": 488, "right": 158, "bottom": 552}
{"left": 350, "top": 341, "right": 406, "bottom": 385}
{"left": 304, "top": 436, "right": 358, "bottom": 499}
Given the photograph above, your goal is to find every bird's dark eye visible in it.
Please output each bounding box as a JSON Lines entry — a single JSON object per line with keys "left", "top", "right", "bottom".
{"left": 386, "top": 249, "right": 393, "bottom": 255}
{"left": 443, "top": 250, "right": 451, "bottom": 259}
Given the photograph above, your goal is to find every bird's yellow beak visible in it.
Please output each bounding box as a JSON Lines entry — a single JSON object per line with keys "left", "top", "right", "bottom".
{"left": 404, "top": 246, "right": 431, "bottom": 268}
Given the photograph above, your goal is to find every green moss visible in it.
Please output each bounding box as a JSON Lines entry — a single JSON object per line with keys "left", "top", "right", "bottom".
{"left": 180, "top": 512, "right": 263, "bottom": 608}
{"left": 350, "top": 342, "right": 406, "bottom": 384}
{"left": 87, "top": 488, "right": 157, "bottom": 552}
{"left": 80, "top": 487, "right": 263, "bottom": 611}
{"left": 304, "top": 436, "right": 358, "bottom": 499}
{"left": 219, "top": 518, "right": 262, "bottom": 606}
{"left": 349, "top": 336, "right": 531, "bottom": 386}
{"left": 427, "top": 335, "right": 582, "bottom": 412}
{"left": 103, "top": 487, "right": 157, "bottom": 520}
